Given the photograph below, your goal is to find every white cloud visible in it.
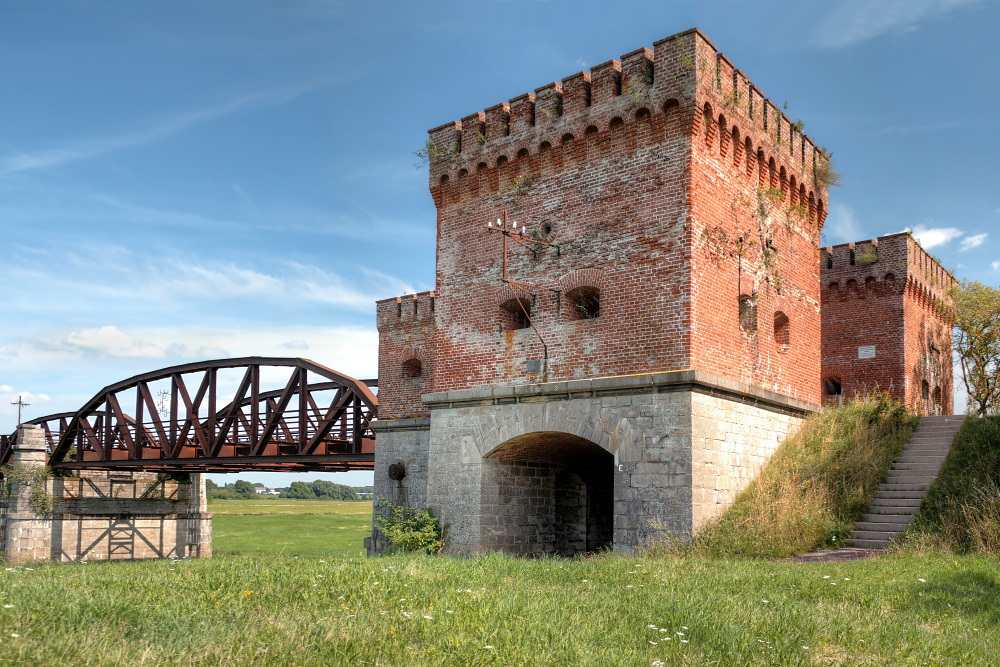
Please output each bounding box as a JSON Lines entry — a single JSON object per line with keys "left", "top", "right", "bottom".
{"left": 909, "top": 224, "right": 963, "bottom": 249}
{"left": 0, "top": 79, "right": 336, "bottom": 176}
{"left": 992, "top": 260, "right": 1000, "bottom": 271}
{"left": 0, "top": 385, "right": 52, "bottom": 421}
{"left": 64, "top": 326, "right": 166, "bottom": 359}
{"left": 816, "top": 0, "right": 986, "bottom": 48}
{"left": 822, "top": 203, "right": 864, "bottom": 244}
{"left": 960, "top": 233, "right": 987, "bottom": 250}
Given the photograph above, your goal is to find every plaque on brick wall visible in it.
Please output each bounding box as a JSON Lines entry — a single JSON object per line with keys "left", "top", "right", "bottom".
{"left": 526, "top": 358, "right": 542, "bottom": 374}
{"left": 858, "top": 345, "right": 876, "bottom": 359}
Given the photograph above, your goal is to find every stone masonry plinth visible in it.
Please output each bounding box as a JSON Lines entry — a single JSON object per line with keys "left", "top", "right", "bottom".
{"left": 2, "top": 425, "right": 212, "bottom": 564}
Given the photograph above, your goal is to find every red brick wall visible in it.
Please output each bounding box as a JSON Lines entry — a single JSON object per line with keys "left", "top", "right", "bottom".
{"left": 376, "top": 291, "right": 435, "bottom": 418}
{"left": 413, "top": 29, "right": 829, "bottom": 404}
{"left": 688, "top": 34, "right": 826, "bottom": 405}
{"left": 820, "top": 233, "right": 954, "bottom": 414}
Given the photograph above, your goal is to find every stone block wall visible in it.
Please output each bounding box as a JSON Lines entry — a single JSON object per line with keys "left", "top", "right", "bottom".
{"left": 413, "top": 371, "right": 810, "bottom": 555}
{"left": 3, "top": 426, "right": 212, "bottom": 564}
{"left": 367, "top": 417, "right": 430, "bottom": 554}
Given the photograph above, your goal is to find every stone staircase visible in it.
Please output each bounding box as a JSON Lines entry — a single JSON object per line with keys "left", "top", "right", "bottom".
{"left": 847, "top": 414, "right": 965, "bottom": 550}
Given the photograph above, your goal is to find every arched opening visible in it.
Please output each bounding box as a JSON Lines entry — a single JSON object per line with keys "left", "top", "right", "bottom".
{"left": 585, "top": 125, "right": 600, "bottom": 161}
{"left": 481, "top": 432, "right": 614, "bottom": 556}
{"left": 745, "top": 137, "right": 754, "bottom": 179}
{"left": 538, "top": 142, "right": 553, "bottom": 175}
{"left": 608, "top": 117, "right": 625, "bottom": 155}
{"left": 739, "top": 294, "right": 757, "bottom": 334}
{"left": 773, "top": 311, "right": 790, "bottom": 348}
{"left": 663, "top": 99, "right": 681, "bottom": 142}
{"left": 500, "top": 297, "right": 532, "bottom": 331}
{"left": 401, "top": 358, "right": 422, "bottom": 378}
{"left": 718, "top": 114, "right": 729, "bottom": 158}
{"left": 932, "top": 386, "right": 942, "bottom": 415}
{"left": 635, "top": 108, "right": 652, "bottom": 147}
{"left": 496, "top": 156, "right": 510, "bottom": 189}
{"left": 565, "top": 285, "right": 600, "bottom": 320}
{"left": 561, "top": 133, "right": 576, "bottom": 168}
{"left": 702, "top": 102, "right": 715, "bottom": 147}
{"left": 732, "top": 125, "right": 742, "bottom": 167}
{"left": 824, "top": 378, "right": 843, "bottom": 406}
{"left": 477, "top": 162, "right": 489, "bottom": 196}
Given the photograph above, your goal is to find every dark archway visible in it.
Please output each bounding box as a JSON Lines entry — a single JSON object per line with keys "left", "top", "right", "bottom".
{"left": 481, "top": 431, "right": 613, "bottom": 557}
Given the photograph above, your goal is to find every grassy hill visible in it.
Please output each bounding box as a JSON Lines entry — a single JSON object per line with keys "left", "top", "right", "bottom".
{"left": 682, "top": 395, "right": 918, "bottom": 559}
{"left": 902, "top": 416, "right": 1000, "bottom": 553}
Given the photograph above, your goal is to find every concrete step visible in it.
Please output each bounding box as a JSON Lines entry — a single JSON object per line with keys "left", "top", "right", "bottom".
{"left": 876, "top": 490, "right": 932, "bottom": 499}
{"left": 849, "top": 530, "right": 897, "bottom": 541}
{"left": 896, "top": 454, "right": 949, "bottom": 462}
{"left": 855, "top": 520, "right": 912, "bottom": 532}
{"left": 862, "top": 512, "right": 914, "bottom": 524}
{"left": 890, "top": 464, "right": 943, "bottom": 472}
{"left": 869, "top": 498, "right": 923, "bottom": 508}
{"left": 845, "top": 538, "right": 890, "bottom": 549}
{"left": 875, "top": 482, "right": 931, "bottom": 498}
{"left": 882, "top": 474, "right": 936, "bottom": 483}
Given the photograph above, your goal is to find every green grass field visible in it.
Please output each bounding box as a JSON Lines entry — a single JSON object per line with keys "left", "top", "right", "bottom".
{"left": 209, "top": 499, "right": 373, "bottom": 558}
{"left": 0, "top": 549, "right": 997, "bottom": 665}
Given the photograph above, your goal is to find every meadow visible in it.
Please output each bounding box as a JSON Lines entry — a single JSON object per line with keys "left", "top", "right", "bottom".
{"left": 210, "top": 498, "right": 372, "bottom": 559}
{"left": 0, "top": 547, "right": 997, "bottom": 665}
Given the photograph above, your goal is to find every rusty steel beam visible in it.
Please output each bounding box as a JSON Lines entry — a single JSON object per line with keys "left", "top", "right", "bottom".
{"left": 15, "top": 357, "right": 379, "bottom": 472}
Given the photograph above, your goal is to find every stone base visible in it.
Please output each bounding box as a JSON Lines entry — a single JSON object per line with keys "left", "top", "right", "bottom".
{"left": 369, "top": 370, "right": 815, "bottom": 556}
{"left": 3, "top": 466, "right": 212, "bottom": 564}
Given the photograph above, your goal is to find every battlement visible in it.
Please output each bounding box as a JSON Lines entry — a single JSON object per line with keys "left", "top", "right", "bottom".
{"left": 376, "top": 291, "right": 436, "bottom": 329}
{"left": 426, "top": 28, "right": 831, "bottom": 226}
{"left": 821, "top": 233, "right": 956, "bottom": 310}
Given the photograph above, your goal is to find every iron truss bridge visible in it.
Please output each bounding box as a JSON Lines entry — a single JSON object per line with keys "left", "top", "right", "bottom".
{"left": 1, "top": 358, "right": 378, "bottom": 473}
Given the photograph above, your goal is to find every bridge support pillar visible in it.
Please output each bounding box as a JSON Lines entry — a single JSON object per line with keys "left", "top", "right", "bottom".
{"left": 3, "top": 425, "right": 53, "bottom": 565}
{"left": 182, "top": 473, "right": 213, "bottom": 558}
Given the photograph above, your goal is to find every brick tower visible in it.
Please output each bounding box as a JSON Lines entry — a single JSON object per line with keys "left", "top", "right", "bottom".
{"left": 821, "top": 232, "right": 955, "bottom": 414}
{"left": 371, "top": 29, "right": 832, "bottom": 555}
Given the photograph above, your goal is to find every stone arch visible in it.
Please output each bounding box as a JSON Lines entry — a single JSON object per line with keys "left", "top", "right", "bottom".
{"left": 561, "top": 133, "right": 576, "bottom": 168}
{"left": 538, "top": 142, "right": 553, "bottom": 175}
{"left": 481, "top": 431, "right": 614, "bottom": 556}
{"left": 608, "top": 117, "right": 625, "bottom": 155}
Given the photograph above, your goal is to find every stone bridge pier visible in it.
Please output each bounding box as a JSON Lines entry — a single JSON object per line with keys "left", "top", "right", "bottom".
{"left": 371, "top": 371, "right": 814, "bottom": 556}
{"left": 2, "top": 424, "right": 212, "bottom": 564}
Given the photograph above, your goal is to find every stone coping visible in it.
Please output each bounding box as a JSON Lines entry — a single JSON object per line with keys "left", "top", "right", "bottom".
{"left": 419, "top": 370, "right": 819, "bottom": 416}
{"left": 371, "top": 416, "right": 431, "bottom": 431}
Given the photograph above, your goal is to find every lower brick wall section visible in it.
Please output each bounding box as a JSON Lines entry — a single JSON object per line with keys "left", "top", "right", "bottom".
{"left": 405, "top": 371, "right": 813, "bottom": 555}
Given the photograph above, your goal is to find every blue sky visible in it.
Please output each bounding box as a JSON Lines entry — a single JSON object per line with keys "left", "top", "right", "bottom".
{"left": 2, "top": 0, "right": 998, "bottom": 486}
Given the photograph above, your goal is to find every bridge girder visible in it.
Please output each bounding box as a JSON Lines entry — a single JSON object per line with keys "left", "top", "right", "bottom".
{"left": 1, "top": 358, "right": 378, "bottom": 472}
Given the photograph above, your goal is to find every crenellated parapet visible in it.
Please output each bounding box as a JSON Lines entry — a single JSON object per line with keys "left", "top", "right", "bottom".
{"left": 820, "top": 233, "right": 955, "bottom": 316}
{"left": 426, "top": 28, "right": 830, "bottom": 230}
{"left": 376, "top": 291, "right": 436, "bottom": 330}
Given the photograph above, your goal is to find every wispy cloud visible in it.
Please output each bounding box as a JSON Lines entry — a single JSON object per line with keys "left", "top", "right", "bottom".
{"left": 993, "top": 260, "right": 1000, "bottom": 271}
{"left": 816, "top": 0, "right": 986, "bottom": 48}
{"left": 960, "top": 233, "right": 987, "bottom": 250}
{"left": 0, "top": 246, "right": 414, "bottom": 315}
{"left": 822, "top": 203, "right": 863, "bottom": 244}
{"left": 0, "top": 80, "right": 333, "bottom": 176}
{"left": 909, "top": 224, "right": 963, "bottom": 249}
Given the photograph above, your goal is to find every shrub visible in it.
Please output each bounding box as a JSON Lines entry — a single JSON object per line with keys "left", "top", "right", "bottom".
{"left": 374, "top": 499, "right": 445, "bottom": 555}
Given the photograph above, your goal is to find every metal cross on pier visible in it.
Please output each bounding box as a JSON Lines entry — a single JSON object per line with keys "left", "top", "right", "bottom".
{"left": 11, "top": 397, "right": 29, "bottom": 426}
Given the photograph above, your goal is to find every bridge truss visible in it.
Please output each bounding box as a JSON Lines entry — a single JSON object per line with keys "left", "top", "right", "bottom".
{"left": 1, "top": 358, "right": 378, "bottom": 472}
